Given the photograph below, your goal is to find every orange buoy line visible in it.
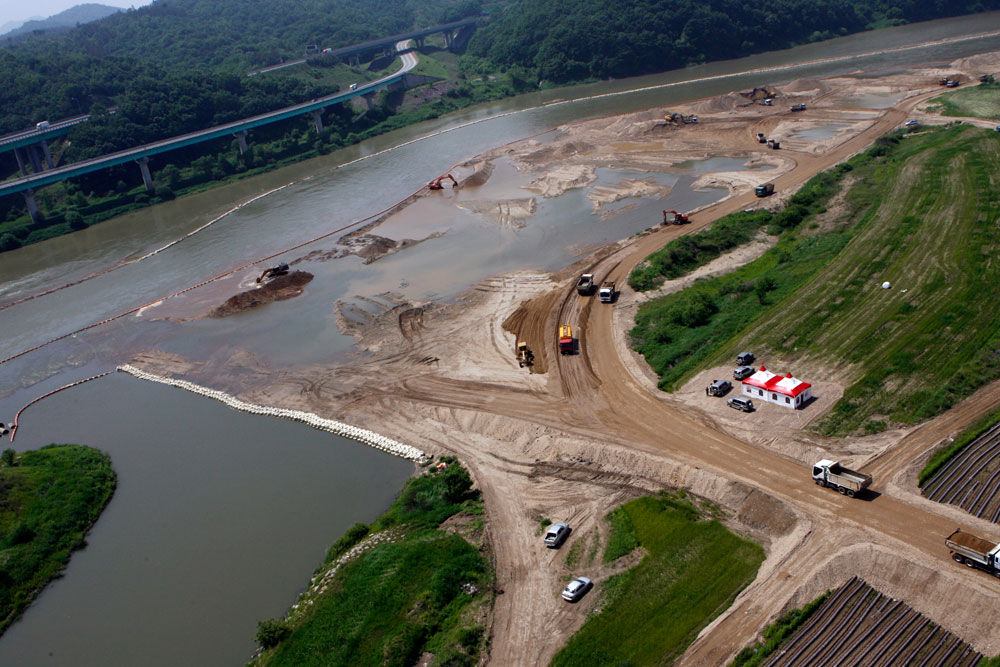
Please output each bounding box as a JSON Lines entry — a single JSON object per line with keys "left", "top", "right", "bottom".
{"left": 8, "top": 370, "right": 114, "bottom": 442}
{"left": 0, "top": 127, "right": 556, "bottom": 369}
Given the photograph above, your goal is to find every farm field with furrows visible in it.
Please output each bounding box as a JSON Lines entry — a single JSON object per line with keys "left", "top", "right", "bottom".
{"left": 939, "top": 83, "right": 1000, "bottom": 119}
{"left": 761, "top": 578, "right": 983, "bottom": 667}
{"left": 923, "top": 420, "right": 1000, "bottom": 522}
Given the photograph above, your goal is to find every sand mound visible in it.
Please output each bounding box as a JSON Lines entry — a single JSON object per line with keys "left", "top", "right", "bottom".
{"left": 209, "top": 271, "right": 313, "bottom": 317}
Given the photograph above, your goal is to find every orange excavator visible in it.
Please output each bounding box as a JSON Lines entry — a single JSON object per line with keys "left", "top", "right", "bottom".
{"left": 663, "top": 210, "right": 690, "bottom": 225}
{"left": 427, "top": 173, "right": 458, "bottom": 190}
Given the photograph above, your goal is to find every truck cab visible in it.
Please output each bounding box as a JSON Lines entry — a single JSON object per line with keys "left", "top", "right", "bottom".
{"left": 598, "top": 281, "right": 615, "bottom": 303}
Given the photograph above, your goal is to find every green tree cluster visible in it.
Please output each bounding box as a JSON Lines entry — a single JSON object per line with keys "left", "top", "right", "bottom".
{"left": 469, "top": 0, "right": 1000, "bottom": 84}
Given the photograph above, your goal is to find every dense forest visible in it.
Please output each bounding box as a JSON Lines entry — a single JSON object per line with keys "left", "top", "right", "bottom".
{"left": 468, "top": 0, "right": 1000, "bottom": 83}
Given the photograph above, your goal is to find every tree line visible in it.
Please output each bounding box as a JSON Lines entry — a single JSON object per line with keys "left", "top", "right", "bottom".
{"left": 467, "top": 0, "right": 1000, "bottom": 84}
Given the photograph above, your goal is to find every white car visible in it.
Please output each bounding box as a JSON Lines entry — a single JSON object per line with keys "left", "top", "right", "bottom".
{"left": 349, "top": 83, "right": 358, "bottom": 91}
{"left": 904, "top": 119, "right": 920, "bottom": 127}
{"left": 562, "top": 577, "right": 592, "bottom": 602}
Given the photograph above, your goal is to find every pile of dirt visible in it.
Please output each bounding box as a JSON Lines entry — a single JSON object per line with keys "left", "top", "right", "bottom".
{"left": 209, "top": 271, "right": 313, "bottom": 317}
{"left": 456, "top": 198, "right": 537, "bottom": 227}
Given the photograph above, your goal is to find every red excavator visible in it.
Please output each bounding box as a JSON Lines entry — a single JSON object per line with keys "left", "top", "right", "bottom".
{"left": 663, "top": 210, "right": 690, "bottom": 225}
{"left": 427, "top": 173, "right": 458, "bottom": 190}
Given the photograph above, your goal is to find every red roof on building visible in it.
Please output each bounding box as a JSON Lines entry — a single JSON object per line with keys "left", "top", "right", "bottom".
{"left": 742, "top": 367, "right": 812, "bottom": 397}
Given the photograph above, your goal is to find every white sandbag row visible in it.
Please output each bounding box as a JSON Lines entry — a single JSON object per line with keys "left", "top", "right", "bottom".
{"left": 117, "top": 364, "right": 427, "bottom": 462}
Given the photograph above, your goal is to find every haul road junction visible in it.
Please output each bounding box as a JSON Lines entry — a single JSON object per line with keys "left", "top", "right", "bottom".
{"left": 11, "top": 51, "right": 1000, "bottom": 665}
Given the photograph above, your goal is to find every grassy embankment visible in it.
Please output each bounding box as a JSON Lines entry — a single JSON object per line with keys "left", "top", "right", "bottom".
{"left": 729, "top": 591, "right": 831, "bottom": 666}
{"left": 0, "top": 444, "right": 116, "bottom": 636}
{"left": 0, "top": 42, "right": 520, "bottom": 253}
{"left": 552, "top": 491, "right": 764, "bottom": 666}
{"left": 630, "top": 125, "right": 1000, "bottom": 436}
{"left": 937, "top": 79, "right": 1000, "bottom": 119}
{"left": 250, "top": 458, "right": 493, "bottom": 667}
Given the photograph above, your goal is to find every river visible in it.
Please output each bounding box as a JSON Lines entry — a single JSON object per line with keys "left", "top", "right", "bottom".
{"left": 2, "top": 11, "right": 1000, "bottom": 665}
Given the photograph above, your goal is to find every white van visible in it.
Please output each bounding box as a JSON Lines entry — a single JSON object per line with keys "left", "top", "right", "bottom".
{"left": 35, "top": 120, "right": 50, "bottom": 129}
{"left": 349, "top": 83, "right": 358, "bottom": 91}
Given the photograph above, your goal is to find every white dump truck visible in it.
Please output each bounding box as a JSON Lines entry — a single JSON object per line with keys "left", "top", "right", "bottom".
{"left": 598, "top": 281, "right": 616, "bottom": 303}
{"left": 946, "top": 529, "right": 1000, "bottom": 577}
{"left": 812, "top": 459, "right": 871, "bottom": 498}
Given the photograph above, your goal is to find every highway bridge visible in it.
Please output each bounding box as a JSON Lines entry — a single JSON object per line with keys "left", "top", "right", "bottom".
{"left": 1, "top": 40, "right": 424, "bottom": 220}
{"left": 249, "top": 16, "right": 479, "bottom": 75}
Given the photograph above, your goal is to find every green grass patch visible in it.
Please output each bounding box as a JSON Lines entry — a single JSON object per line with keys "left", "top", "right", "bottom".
{"left": 252, "top": 459, "right": 492, "bottom": 667}
{"left": 603, "top": 505, "right": 639, "bottom": 562}
{"left": 730, "top": 590, "right": 831, "bottom": 666}
{"left": 938, "top": 81, "right": 1000, "bottom": 119}
{"left": 0, "top": 444, "right": 116, "bottom": 636}
{"left": 919, "top": 408, "right": 1000, "bottom": 487}
{"left": 553, "top": 492, "right": 764, "bottom": 666}
{"left": 632, "top": 126, "right": 1000, "bottom": 435}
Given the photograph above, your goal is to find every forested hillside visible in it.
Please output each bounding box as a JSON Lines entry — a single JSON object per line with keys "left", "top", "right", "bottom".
{"left": 468, "top": 0, "right": 1000, "bottom": 83}
{"left": 0, "top": 0, "right": 485, "bottom": 135}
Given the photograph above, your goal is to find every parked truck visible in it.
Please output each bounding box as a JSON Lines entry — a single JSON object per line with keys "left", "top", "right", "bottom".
{"left": 576, "top": 274, "right": 595, "bottom": 295}
{"left": 598, "top": 281, "right": 616, "bottom": 303}
{"left": 558, "top": 325, "right": 574, "bottom": 355}
{"left": 946, "top": 529, "right": 1000, "bottom": 577}
{"left": 812, "top": 460, "right": 871, "bottom": 498}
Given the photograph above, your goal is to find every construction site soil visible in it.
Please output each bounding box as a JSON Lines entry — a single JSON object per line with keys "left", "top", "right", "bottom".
{"left": 130, "top": 53, "right": 1000, "bottom": 665}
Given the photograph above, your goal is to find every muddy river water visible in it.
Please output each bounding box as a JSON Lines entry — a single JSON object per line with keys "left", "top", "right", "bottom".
{"left": 2, "top": 12, "right": 1000, "bottom": 665}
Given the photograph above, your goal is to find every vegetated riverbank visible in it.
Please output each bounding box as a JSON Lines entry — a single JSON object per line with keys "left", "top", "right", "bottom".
{"left": 552, "top": 491, "right": 764, "bottom": 666}
{"left": 631, "top": 123, "right": 1000, "bottom": 437}
{"left": 938, "top": 77, "right": 1000, "bottom": 118}
{"left": 0, "top": 444, "right": 116, "bottom": 636}
{"left": 249, "top": 457, "right": 493, "bottom": 666}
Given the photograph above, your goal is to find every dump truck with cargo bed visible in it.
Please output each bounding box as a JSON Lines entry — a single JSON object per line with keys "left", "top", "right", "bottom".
{"left": 946, "top": 529, "right": 1000, "bottom": 577}
{"left": 598, "top": 281, "right": 615, "bottom": 303}
{"left": 558, "top": 325, "right": 574, "bottom": 355}
{"left": 812, "top": 459, "right": 871, "bottom": 498}
{"left": 755, "top": 183, "right": 774, "bottom": 197}
{"left": 576, "top": 274, "right": 595, "bottom": 295}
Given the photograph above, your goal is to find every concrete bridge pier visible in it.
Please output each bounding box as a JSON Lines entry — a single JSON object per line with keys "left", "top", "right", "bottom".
{"left": 135, "top": 156, "right": 155, "bottom": 192}
{"left": 444, "top": 31, "right": 454, "bottom": 49}
{"left": 234, "top": 130, "right": 249, "bottom": 155}
{"left": 415, "top": 37, "right": 425, "bottom": 49}
{"left": 363, "top": 93, "right": 377, "bottom": 110}
{"left": 13, "top": 147, "right": 28, "bottom": 176}
{"left": 27, "top": 145, "right": 45, "bottom": 173}
{"left": 349, "top": 54, "right": 361, "bottom": 68}
{"left": 22, "top": 188, "right": 41, "bottom": 224}
{"left": 40, "top": 141, "right": 54, "bottom": 169}
{"left": 310, "top": 110, "right": 324, "bottom": 133}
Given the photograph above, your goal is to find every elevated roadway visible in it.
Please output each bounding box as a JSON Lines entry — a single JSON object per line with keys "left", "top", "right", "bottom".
{"left": 0, "top": 41, "right": 419, "bottom": 199}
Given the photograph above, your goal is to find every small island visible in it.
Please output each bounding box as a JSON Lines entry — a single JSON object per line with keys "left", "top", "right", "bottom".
{"left": 0, "top": 444, "right": 117, "bottom": 636}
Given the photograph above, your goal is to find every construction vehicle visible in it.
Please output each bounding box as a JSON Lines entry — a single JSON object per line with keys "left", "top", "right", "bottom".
{"left": 665, "top": 112, "right": 699, "bottom": 125}
{"left": 755, "top": 183, "right": 775, "bottom": 197}
{"left": 946, "top": 529, "right": 1000, "bottom": 577}
{"left": 598, "top": 281, "right": 615, "bottom": 303}
{"left": 558, "top": 325, "right": 574, "bottom": 355}
{"left": 767, "top": 139, "right": 780, "bottom": 150}
{"left": 576, "top": 274, "right": 595, "bottom": 295}
{"left": 790, "top": 103, "right": 807, "bottom": 111}
{"left": 946, "top": 80, "right": 960, "bottom": 88}
{"left": 256, "top": 263, "right": 289, "bottom": 283}
{"left": 516, "top": 342, "right": 534, "bottom": 368}
{"left": 663, "top": 210, "right": 690, "bottom": 225}
{"left": 427, "top": 173, "right": 458, "bottom": 190}
{"left": 812, "top": 460, "right": 871, "bottom": 498}
{"left": 756, "top": 132, "right": 767, "bottom": 143}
